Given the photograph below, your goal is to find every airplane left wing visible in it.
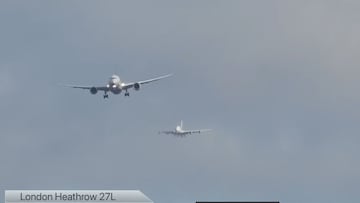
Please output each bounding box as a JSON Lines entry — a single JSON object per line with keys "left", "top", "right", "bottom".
{"left": 122, "top": 74, "right": 172, "bottom": 90}
{"left": 188, "top": 129, "right": 212, "bottom": 134}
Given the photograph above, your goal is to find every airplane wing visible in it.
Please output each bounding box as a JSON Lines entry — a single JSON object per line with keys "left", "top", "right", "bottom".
{"left": 122, "top": 74, "right": 172, "bottom": 89}
{"left": 158, "top": 131, "right": 175, "bottom": 135}
{"left": 186, "top": 129, "right": 212, "bottom": 134}
{"left": 65, "top": 85, "right": 109, "bottom": 91}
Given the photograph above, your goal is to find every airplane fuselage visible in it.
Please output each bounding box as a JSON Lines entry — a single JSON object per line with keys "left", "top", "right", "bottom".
{"left": 175, "top": 126, "right": 183, "bottom": 133}
{"left": 107, "top": 75, "right": 122, "bottom": 94}
{"left": 169, "top": 126, "right": 190, "bottom": 136}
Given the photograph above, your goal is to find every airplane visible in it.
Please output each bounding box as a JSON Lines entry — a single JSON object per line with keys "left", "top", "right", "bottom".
{"left": 66, "top": 73, "right": 172, "bottom": 98}
{"left": 159, "top": 120, "right": 212, "bottom": 137}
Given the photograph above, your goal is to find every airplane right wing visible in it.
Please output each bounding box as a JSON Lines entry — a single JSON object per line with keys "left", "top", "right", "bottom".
{"left": 65, "top": 85, "right": 109, "bottom": 91}
{"left": 158, "top": 131, "right": 174, "bottom": 135}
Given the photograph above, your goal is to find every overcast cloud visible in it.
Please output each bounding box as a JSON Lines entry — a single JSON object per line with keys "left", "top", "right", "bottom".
{"left": 0, "top": 1, "right": 359, "bottom": 203}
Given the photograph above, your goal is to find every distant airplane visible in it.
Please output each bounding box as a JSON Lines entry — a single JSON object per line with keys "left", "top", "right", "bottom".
{"left": 159, "top": 120, "right": 212, "bottom": 137}
{"left": 66, "top": 74, "right": 172, "bottom": 98}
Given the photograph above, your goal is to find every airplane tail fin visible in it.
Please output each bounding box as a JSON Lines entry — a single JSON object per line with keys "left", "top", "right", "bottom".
{"left": 180, "top": 120, "right": 183, "bottom": 130}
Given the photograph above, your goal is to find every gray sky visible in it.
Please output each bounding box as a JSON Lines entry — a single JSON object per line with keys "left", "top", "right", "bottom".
{"left": 1, "top": 1, "right": 360, "bottom": 203}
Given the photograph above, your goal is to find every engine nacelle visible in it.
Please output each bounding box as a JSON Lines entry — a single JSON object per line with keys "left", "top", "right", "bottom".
{"left": 134, "top": 83, "right": 141, "bottom": 91}
{"left": 90, "top": 87, "right": 98, "bottom": 94}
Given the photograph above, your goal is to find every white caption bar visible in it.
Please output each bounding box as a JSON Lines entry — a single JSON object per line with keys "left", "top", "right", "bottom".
{"left": 5, "top": 190, "right": 153, "bottom": 203}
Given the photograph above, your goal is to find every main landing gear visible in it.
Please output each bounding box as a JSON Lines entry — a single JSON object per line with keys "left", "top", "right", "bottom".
{"left": 124, "top": 90, "right": 130, "bottom": 97}
{"left": 103, "top": 92, "right": 109, "bottom": 99}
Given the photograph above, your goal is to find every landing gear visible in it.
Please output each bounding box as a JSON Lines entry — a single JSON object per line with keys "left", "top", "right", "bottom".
{"left": 103, "top": 92, "right": 109, "bottom": 99}
{"left": 125, "top": 92, "right": 130, "bottom": 97}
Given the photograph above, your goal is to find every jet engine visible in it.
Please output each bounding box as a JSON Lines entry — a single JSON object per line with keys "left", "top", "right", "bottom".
{"left": 134, "top": 83, "right": 141, "bottom": 91}
{"left": 90, "top": 87, "right": 98, "bottom": 94}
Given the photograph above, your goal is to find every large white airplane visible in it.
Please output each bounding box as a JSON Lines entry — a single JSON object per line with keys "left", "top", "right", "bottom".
{"left": 67, "top": 74, "right": 172, "bottom": 98}
{"left": 159, "top": 120, "right": 212, "bottom": 137}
